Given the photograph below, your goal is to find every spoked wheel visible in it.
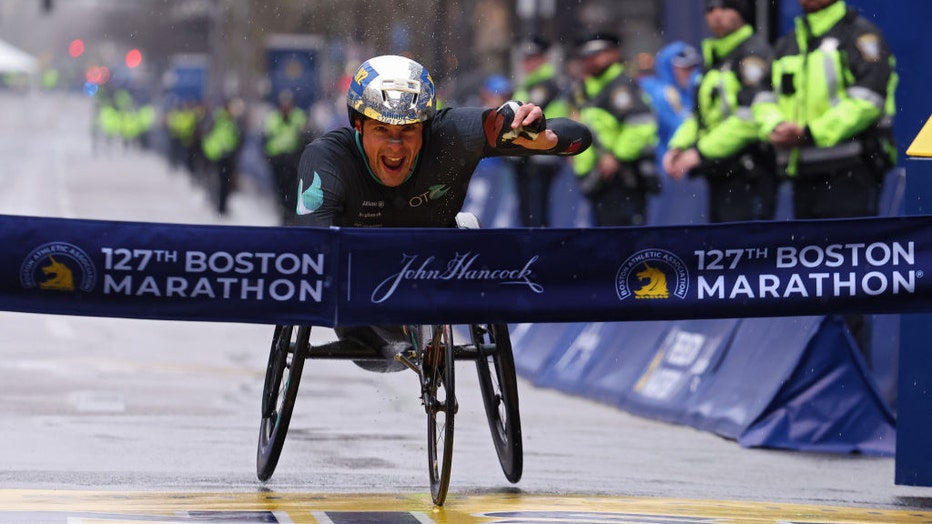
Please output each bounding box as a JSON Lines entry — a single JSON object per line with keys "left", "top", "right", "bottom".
{"left": 420, "top": 324, "right": 456, "bottom": 506}
{"left": 472, "top": 323, "right": 523, "bottom": 483}
{"left": 257, "top": 324, "right": 311, "bottom": 481}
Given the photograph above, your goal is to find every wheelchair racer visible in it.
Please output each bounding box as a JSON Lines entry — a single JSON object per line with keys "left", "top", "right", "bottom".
{"left": 292, "top": 54, "right": 592, "bottom": 370}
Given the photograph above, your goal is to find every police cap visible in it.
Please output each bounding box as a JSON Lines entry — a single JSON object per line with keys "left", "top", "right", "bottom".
{"left": 518, "top": 35, "right": 551, "bottom": 58}
{"left": 705, "top": 0, "right": 753, "bottom": 22}
{"left": 576, "top": 31, "right": 622, "bottom": 59}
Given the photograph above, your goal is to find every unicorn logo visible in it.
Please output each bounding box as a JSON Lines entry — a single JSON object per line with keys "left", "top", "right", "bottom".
{"left": 39, "top": 256, "right": 75, "bottom": 291}
{"left": 20, "top": 242, "right": 97, "bottom": 293}
{"left": 615, "top": 249, "right": 689, "bottom": 301}
{"left": 634, "top": 263, "right": 669, "bottom": 299}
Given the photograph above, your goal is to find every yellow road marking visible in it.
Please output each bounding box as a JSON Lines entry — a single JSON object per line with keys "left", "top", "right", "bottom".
{"left": 0, "top": 490, "right": 930, "bottom": 523}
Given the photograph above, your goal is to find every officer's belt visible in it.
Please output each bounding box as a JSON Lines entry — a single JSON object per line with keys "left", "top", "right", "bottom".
{"left": 776, "top": 141, "right": 863, "bottom": 167}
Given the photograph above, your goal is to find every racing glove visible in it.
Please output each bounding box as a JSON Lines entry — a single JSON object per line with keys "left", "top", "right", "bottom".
{"left": 483, "top": 100, "right": 547, "bottom": 148}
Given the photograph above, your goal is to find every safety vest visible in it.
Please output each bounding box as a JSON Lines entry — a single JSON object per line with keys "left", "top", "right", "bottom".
{"left": 264, "top": 108, "right": 308, "bottom": 157}
{"left": 514, "top": 62, "right": 569, "bottom": 119}
{"left": 572, "top": 62, "right": 657, "bottom": 176}
{"left": 202, "top": 109, "right": 241, "bottom": 162}
{"left": 97, "top": 104, "right": 121, "bottom": 138}
{"left": 753, "top": 1, "right": 897, "bottom": 176}
{"left": 167, "top": 108, "right": 198, "bottom": 146}
{"left": 669, "top": 25, "right": 771, "bottom": 163}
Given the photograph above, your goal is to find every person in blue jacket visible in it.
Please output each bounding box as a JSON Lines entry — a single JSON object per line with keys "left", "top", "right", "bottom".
{"left": 642, "top": 41, "right": 702, "bottom": 175}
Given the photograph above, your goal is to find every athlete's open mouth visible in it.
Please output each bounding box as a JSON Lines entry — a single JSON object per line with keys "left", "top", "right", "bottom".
{"left": 381, "top": 156, "right": 405, "bottom": 171}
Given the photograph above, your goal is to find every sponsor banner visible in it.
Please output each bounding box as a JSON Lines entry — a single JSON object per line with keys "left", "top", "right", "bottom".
{"left": 1, "top": 215, "right": 337, "bottom": 325}
{"left": 2, "top": 214, "right": 932, "bottom": 327}
{"left": 339, "top": 216, "right": 932, "bottom": 325}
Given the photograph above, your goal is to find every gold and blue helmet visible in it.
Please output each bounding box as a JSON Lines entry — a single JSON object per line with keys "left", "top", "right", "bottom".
{"left": 347, "top": 55, "right": 436, "bottom": 126}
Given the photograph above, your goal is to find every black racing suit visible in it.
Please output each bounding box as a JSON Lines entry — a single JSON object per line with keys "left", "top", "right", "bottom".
{"left": 293, "top": 105, "right": 591, "bottom": 370}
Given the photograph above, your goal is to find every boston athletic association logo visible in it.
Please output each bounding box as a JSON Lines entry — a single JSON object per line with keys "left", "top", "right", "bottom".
{"left": 616, "top": 249, "right": 688, "bottom": 301}
{"left": 20, "top": 242, "right": 97, "bottom": 292}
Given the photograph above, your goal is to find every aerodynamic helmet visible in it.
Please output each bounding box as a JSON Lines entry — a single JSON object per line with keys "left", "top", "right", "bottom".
{"left": 347, "top": 55, "right": 436, "bottom": 126}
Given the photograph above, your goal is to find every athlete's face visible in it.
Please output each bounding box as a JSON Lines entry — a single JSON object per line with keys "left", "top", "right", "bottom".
{"left": 357, "top": 119, "right": 424, "bottom": 187}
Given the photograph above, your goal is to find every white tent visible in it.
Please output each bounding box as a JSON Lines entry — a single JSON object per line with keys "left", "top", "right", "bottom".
{"left": 0, "top": 38, "right": 38, "bottom": 76}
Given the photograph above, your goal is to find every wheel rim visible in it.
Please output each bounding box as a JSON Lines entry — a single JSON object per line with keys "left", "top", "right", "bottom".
{"left": 424, "top": 325, "right": 455, "bottom": 505}
{"left": 474, "top": 323, "right": 522, "bottom": 483}
{"left": 261, "top": 325, "right": 291, "bottom": 419}
{"left": 257, "top": 325, "right": 308, "bottom": 481}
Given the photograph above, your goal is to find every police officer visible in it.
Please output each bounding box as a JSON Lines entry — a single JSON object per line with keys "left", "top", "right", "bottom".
{"left": 166, "top": 99, "right": 199, "bottom": 174}
{"left": 201, "top": 98, "right": 245, "bottom": 216}
{"left": 263, "top": 90, "right": 310, "bottom": 225}
{"left": 754, "top": 0, "right": 898, "bottom": 363}
{"left": 570, "top": 32, "right": 659, "bottom": 226}
{"left": 663, "top": 0, "right": 778, "bottom": 223}
{"left": 512, "top": 36, "right": 572, "bottom": 227}
{"left": 754, "top": 0, "right": 897, "bottom": 219}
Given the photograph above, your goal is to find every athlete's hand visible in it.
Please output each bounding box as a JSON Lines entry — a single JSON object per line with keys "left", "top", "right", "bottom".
{"left": 496, "top": 101, "right": 558, "bottom": 150}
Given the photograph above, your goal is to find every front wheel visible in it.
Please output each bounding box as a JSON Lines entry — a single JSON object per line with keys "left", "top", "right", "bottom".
{"left": 473, "top": 323, "right": 523, "bottom": 483}
{"left": 257, "top": 325, "right": 311, "bottom": 481}
{"left": 422, "top": 324, "right": 456, "bottom": 506}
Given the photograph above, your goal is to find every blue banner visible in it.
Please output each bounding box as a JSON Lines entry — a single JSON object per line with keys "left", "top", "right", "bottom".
{"left": 339, "top": 216, "right": 932, "bottom": 325}
{"left": 2, "top": 213, "right": 932, "bottom": 326}
{"left": 1, "top": 215, "right": 337, "bottom": 325}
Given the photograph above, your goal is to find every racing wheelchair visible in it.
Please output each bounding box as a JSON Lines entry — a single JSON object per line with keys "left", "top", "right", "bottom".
{"left": 255, "top": 217, "right": 523, "bottom": 506}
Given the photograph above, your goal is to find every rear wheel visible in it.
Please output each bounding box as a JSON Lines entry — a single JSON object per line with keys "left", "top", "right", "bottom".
{"left": 257, "top": 325, "right": 310, "bottom": 481}
{"left": 422, "top": 324, "right": 456, "bottom": 505}
{"left": 473, "top": 323, "right": 523, "bottom": 483}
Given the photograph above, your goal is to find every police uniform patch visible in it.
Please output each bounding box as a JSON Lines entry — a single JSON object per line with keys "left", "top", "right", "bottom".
{"left": 529, "top": 85, "right": 548, "bottom": 106}
{"left": 612, "top": 87, "right": 632, "bottom": 111}
{"left": 819, "top": 37, "right": 840, "bottom": 53}
{"left": 739, "top": 56, "right": 767, "bottom": 87}
{"left": 663, "top": 85, "right": 683, "bottom": 114}
{"left": 856, "top": 33, "right": 882, "bottom": 62}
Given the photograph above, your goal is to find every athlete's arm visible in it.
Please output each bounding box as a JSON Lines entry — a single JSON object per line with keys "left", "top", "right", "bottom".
{"left": 483, "top": 101, "right": 591, "bottom": 156}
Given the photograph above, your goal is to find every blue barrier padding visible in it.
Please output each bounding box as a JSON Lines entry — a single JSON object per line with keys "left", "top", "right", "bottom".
{"left": 615, "top": 318, "right": 747, "bottom": 431}
{"left": 508, "top": 322, "right": 580, "bottom": 377}
{"left": 529, "top": 318, "right": 801, "bottom": 438}
{"left": 740, "top": 317, "right": 895, "bottom": 455}
{"left": 531, "top": 321, "right": 670, "bottom": 403}
{"left": 517, "top": 315, "right": 895, "bottom": 455}
{"left": 672, "top": 316, "right": 822, "bottom": 438}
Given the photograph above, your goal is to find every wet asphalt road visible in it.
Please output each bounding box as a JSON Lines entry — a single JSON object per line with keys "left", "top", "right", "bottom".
{"left": 1, "top": 92, "right": 932, "bottom": 522}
